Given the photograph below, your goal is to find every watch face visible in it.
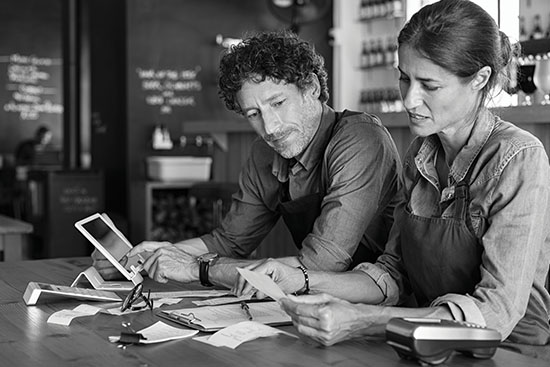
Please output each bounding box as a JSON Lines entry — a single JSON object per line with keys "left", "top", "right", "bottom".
{"left": 198, "top": 252, "right": 218, "bottom": 262}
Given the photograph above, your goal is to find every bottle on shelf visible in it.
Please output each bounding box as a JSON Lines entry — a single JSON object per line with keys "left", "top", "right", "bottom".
{"left": 519, "top": 16, "right": 528, "bottom": 42}
{"left": 545, "top": 13, "right": 550, "bottom": 38}
{"left": 368, "top": 39, "right": 378, "bottom": 67}
{"left": 375, "top": 38, "right": 385, "bottom": 66}
{"left": 385, "top": 37, "right": 397, "bottom": 67}
{"left": 392, "top": 0, "right": 403, "bottom": 18}
{"left": 531, "top": 14, "right": 544, "bottom": 40}
{"left": 360, "top": 41, "right": 370, "bottom": 69}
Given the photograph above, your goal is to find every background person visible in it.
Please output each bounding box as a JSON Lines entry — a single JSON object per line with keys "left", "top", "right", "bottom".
{"left": 14, "top": 125, "right": 52, "bottom": 166}
{"left": 238, "top": 0, "right": 550, "bottom": 360}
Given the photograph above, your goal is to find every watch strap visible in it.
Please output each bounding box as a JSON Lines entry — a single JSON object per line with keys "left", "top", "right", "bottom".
{"left": 199, "top": 259, "right": 214, "bottom": 287}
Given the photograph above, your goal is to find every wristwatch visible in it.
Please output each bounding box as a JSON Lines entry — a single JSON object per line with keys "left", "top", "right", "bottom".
{"left": 197, "top": 252, "right": 219, "bottom": 287}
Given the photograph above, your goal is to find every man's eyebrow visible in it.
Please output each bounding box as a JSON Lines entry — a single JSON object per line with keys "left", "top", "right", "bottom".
{"left": 241, "top": 92, "right": 285, "bottom": 113}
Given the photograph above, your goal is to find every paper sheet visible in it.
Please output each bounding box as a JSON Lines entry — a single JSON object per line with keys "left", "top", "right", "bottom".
{"left": 109, "top": 321, "right": 198, "bottom": 344}
{"left": 194, "top": 321, "right": 297, "bottom": 349}
{"left": 47, "top": 304, "right": 102, "bottom": 325}
{"left": 149, "top": 290, "right": 231, "bottom": 299}
{"left": 236, "top": 268, "right": 286, "bottom": 301}
{"left": 192, "top": 294, "right": 253, "bottom": 306}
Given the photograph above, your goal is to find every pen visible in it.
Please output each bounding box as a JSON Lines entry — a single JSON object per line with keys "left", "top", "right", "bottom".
{"left": 240, "top": 301, "right": 253, "bottom": 320}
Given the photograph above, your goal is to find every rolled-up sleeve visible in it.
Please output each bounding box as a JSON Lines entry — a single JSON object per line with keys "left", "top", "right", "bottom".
{"left": 353, "top": 220, "right": 406, "bottom": 306}
{"left": 300, "top": 119, "right": 400, "bottom": 271}
{"left": 459, "top": 146, "right": 550, "bottom": 338}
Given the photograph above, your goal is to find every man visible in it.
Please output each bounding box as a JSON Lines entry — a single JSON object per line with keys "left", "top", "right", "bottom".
{"left": 15, "top": 125, "right": 53, "bottom": 166}
{"left": 93, "top": 30, "right": 401, "bottom": 291}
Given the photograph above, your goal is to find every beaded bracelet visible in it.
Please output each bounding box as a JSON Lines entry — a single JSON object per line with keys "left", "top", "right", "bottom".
{"left": 297, "top": 265, "right": 310, "bottom": 295}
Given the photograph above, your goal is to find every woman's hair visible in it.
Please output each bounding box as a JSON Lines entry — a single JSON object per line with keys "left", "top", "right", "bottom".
{"left": 398, "top": 0, "right": 519, "bottom": 105}
{"left": 218, "top": 30, "right": 329, "bottom": 114}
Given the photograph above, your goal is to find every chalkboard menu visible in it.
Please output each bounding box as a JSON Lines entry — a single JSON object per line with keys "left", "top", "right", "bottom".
{"left": 0, "top": 0, "right": 63, "bottom": 155}
{"left": 134, "top": 66, "right": 203, "bottom": 116}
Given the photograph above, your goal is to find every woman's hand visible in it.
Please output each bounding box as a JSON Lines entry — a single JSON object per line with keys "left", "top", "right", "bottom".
{"left": 232, "top": 258, "right": 305, "bottom": 298}
{"left": 280, "top": 293, "right": 383, "bottom": 346}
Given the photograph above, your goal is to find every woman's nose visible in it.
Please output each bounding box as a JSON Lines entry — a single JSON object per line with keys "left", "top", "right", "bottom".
{"left": 401, "top": 84, "right": 422, "bottom": 111}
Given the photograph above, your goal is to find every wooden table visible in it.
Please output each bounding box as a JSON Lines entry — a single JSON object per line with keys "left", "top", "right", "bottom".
{"left": 0, "top": 257, "right": 547, "bottom": 367}
{"left": 0, "top": 214, "right": 33, "bottom": 261}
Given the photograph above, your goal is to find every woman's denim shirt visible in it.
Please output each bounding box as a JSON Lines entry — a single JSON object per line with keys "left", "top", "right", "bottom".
{"left": 357, "top": 108, "right": 550, "bottom": 341}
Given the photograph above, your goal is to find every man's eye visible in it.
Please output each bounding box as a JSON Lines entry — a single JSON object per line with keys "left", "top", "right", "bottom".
{"left": 272, "top": 99, "right": 284, "bottom": 107}
{"left": 246, "top": 111, "right": 259, "bottom": 119}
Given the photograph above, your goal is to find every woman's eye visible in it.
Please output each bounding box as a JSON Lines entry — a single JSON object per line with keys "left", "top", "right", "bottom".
{"left": 423, "top": 84, "right": 439, "bottom": 91}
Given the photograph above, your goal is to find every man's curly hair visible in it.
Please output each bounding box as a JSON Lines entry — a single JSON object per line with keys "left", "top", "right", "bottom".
{"left": 218, "top": 30, "right": 329, "bottom": 115}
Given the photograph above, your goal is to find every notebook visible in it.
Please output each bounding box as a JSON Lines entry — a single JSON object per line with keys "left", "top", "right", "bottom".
{"left": 157, "top": 301, "right": 292, "bottom": 332}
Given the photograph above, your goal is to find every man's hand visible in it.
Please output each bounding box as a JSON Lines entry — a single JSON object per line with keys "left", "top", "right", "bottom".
{"left": 232, "top": 258, "right": 305, "bottom": 298}
{"left": 126, "top": 241, "right": 199, "bottom": 283}
{"left": 91, "top": 249, "right": 126, "bottom": 280}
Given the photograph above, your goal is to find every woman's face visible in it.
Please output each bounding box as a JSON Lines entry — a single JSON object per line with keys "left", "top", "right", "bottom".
{"left": 397, "top": 45, "right": 481, "bottom": 138}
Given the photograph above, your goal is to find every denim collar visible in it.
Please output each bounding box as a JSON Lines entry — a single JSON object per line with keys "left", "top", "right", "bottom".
{"left": 416, "top": 108, "right": 496, "bottom": 184}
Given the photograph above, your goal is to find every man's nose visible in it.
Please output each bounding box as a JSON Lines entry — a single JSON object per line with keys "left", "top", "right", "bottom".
{"left": 263, "top": 108, "right": 282, "bottom": 135}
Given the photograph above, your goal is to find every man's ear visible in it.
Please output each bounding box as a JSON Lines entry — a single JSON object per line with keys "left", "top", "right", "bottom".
{"left": 471, "top": 66, "right": 492, "bottom": 91}
{"left": 307, "top": 73, "right": 321, "bottom": 99}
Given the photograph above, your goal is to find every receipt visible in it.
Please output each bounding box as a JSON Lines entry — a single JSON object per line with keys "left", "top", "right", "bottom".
{"left": 47, "top": 304, "right": 102, "bottom": 326}
{"left": 236, "top": 268, "right": 286, "bottom": 301}
{"left": 194, "top": 321, "right": 297, "bottom": 349}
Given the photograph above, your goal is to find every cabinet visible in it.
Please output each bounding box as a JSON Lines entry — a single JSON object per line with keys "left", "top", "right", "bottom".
{"left": 27, "top": 169, "right": 104, "bottom": 258}
{"left": 138, "top": 181, "right": 238, "bottom": 243}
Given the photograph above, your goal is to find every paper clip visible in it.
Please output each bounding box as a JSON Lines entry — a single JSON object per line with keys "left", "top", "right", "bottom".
{"left": 166, "top": 311, "right": 202, "bottom": 324}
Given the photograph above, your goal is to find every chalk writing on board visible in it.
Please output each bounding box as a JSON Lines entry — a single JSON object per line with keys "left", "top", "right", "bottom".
{"left": 136, "top": 66, "right": 202, "bottom": 115}
{"left": 0, "top": 53, "right": 63, "bottom": 121}
{"left": 58, "top": 185, "right": 100, "bottom": 213}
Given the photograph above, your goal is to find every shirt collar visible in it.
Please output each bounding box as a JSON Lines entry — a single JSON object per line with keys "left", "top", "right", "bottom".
{"left": 272, "top": 104, "right": 335, "bottom": 181}
{"left": 417, "top": 108, "right": 496, "bottom": 184}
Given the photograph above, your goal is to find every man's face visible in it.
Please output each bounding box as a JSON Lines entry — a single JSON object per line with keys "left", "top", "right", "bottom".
{"left": 236, "top": 77, "right": 322, "bottom": 159}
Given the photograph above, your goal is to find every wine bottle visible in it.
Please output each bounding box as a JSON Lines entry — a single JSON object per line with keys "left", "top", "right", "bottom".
{"left": 360, "top": 41, "right": 370, "bottom": 69}
{"left": 519, "top": 16, "right": 528, "bottom": 42}
{"left": 531, "top": 14, "right": 544, "bottom": 40}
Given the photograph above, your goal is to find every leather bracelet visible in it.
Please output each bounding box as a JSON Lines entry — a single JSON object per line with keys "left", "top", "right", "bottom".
{"left": 297, "top": 266, "right": 310, "bottom": 295}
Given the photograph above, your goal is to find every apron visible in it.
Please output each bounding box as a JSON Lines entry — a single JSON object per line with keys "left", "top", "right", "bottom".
{"left": 276, "top": 111, "right": 379, "bottom": 269}
{"left": 398, "top": 159, "right": 550, "bottom": 359}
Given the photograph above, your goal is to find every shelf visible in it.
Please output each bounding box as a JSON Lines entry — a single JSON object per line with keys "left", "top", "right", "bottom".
{"left": 357, "top": 13, "right": 404, "bottom": 22}
{"left": 182, "top": 119, "right": 253, "bottom": 134}
{"left": 377, "top": 105, "right": 550, "bottom": 128}
{"left": 520, "top": 38, "right": 550, "bottom": 56}
{"left": 358, "top": 64, "right": 396, "bottom": 71}
{"left": 145, "top": 181, "right": 196, "bottom": 190}
{"left": 180, "top": 106, "right": 550, "bottom": 133}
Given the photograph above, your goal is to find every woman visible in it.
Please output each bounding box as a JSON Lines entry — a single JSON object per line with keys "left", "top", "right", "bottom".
{"left": 235, "top": 0, "right": 550, "bottom": 359}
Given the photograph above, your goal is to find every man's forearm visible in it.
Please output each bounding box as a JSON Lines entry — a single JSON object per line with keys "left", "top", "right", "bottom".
{"left": 308, "top": 270, "right": 386, "bottom": 303}
{"left": 173, "top": 238, "right": 209, "bottom": 256}
{"left": 208, "top": 258, "right": 260, "bottom": 289}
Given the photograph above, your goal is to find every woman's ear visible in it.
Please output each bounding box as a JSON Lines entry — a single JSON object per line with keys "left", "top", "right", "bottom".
{"left": 471, "top": 66, "right": 492, "bottom": 91}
